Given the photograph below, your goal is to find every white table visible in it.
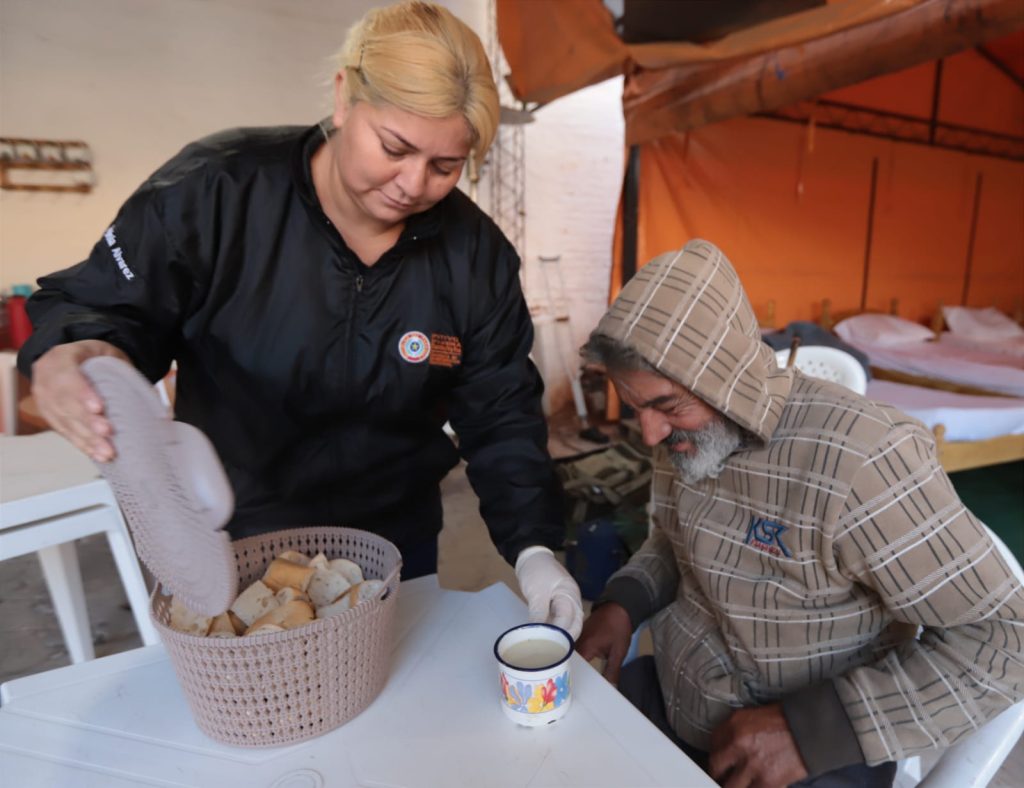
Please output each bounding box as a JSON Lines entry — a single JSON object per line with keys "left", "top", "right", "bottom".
{"left": 0, "top": 577, "right": 713, "bottom": 787}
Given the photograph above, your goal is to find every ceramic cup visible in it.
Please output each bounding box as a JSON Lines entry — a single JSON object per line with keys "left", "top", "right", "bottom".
{"left": 494, "top": 622, "right": 574, "bottom": 726}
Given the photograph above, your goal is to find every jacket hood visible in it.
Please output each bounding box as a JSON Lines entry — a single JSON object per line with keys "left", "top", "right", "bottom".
{"left": 595, "top": 239, "right": 791, "bottom": 445}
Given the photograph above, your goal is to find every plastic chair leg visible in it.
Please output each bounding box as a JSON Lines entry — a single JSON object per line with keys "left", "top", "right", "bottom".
{"left": 36, "top": 542, "right": 95, "bottom": 664}
{"left": 896, "top": 755, "right": 922, "bottom": 786}
{"left": 105, "top": 528, "right": 159, "bottom": 646}
{"left": 919, "top": 702, "right": 1024, "bottom": 788}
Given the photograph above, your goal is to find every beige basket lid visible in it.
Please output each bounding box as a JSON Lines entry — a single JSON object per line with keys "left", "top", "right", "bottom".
{"left": 82, "top": 357, "right": 237, "bottom": 616}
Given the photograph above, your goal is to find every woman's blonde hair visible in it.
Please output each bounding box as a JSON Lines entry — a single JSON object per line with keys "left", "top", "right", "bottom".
{"left": 336, "top": 1, "right": 499, "bottom": 171}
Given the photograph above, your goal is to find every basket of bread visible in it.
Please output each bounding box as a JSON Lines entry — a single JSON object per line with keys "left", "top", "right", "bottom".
{"left": 153, "top": 527, "right": 401, "bottom": 746}
{"left": 81, "top": 358, "right": 402, "bottom": 747}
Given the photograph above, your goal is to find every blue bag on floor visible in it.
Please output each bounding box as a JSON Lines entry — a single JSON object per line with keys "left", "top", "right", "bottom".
{"left": 565, "top": 517, "right": 628, "bottom": 601}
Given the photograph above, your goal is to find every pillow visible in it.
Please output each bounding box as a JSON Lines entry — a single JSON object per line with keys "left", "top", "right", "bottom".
{"left": 942, "top": 305, "right": 1024, "bottom": 341}
{"left": 833, "top": 313, "right": 935, "bottom": 347}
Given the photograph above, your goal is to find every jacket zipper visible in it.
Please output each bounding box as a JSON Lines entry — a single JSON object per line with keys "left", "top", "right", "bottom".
{"left": 338, "top": 269, "right": 364, "bottom": 404}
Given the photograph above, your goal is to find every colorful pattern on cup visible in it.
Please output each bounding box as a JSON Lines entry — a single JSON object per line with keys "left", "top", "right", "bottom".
{"left": 501, "top": 671, "right": 571, "bottom": 714}
{"left": 495, "top": 622, "right": 574, "bottom": 726}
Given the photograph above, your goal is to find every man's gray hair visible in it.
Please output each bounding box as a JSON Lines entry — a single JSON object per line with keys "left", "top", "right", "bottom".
{"left": 580, "top": 332, "right": 658, "bottom": 373}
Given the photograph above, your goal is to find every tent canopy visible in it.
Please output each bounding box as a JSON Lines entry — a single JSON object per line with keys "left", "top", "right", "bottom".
{"left": 497, "top": 0, "right": 1023, "bottom": 147}
{"left": 497, "top": 0, "right": 1024, "bottom": 326}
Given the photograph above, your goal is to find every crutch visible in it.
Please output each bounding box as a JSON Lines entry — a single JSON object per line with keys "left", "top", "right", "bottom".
{"left": 538, "top": 254, "right": 609, "bottom": 444}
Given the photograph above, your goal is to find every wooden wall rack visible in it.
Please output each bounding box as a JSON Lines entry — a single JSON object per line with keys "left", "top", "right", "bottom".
{"left": 0, "top": 137, "right": 94, "bottom": 193}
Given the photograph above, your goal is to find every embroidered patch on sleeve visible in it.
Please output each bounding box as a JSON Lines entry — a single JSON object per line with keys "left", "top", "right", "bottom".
{"left": 429, "top": 333, "right": 462, "bottom": 368}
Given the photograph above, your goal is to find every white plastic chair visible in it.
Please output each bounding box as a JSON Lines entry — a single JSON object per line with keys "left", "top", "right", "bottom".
{"left": 1, "top": 350, "right": 19, "bottom": 435}
{"left": 0, "top": 431, "right": 160, "bottom": 663}
{"left": 897, "top": 527, "right": 1024, "bottom": 788}
{"left": 774, "top": 345, "right": 868, "bottom": 395}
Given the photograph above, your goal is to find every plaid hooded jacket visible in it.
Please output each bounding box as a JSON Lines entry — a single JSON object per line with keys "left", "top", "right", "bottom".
{"left": 597, "top": 240, "right": 1024, "bottom": 776}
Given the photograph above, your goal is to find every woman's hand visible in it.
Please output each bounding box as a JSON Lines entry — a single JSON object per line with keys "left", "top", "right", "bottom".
{"left": 30, "top": 340, "right": 131, "bottom": 462}
{"left": 514, "top": 547, "right": 584, "bottom": 638}
{"left": 574, "top": 601, "right": 633, "bottom": 684}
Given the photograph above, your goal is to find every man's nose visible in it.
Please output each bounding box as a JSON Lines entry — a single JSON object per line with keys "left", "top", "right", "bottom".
{"left": 638, "top": 409, "right": 669, "bottom": 447}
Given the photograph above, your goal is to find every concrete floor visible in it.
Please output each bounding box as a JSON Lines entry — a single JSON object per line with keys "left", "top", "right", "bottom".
{"left": 2, "top": 430, "right": 1021, "bottom": 786}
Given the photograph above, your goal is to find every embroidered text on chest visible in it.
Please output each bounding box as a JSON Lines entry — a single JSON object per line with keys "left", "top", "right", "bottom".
{"left": 744, "top": 517, "right": 791, "bottom": 558}
{"left": 429, "top": 333, "right": 462, "bottom": 367}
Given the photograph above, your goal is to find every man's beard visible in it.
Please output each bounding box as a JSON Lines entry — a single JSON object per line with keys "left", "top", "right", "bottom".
{"left": 665, "top": 416, "right": 746, "bottom": 484}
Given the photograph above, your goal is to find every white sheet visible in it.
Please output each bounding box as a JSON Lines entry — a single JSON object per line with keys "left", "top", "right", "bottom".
{"left": 849, "top": 335, "right": 1024, "bottom": 397}
{"left": 938, "top": 332, "right": 1024, "bottom": 360}
{"left": 867, "top": 380, "right": 1024, "bottom": 442}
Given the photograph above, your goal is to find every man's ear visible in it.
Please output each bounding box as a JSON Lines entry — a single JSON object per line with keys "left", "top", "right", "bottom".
{"left": 332, "top": 71, "right": 348, "bottom": 129}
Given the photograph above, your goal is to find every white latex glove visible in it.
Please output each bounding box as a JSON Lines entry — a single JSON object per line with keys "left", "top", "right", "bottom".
{"left": 515, "top": 546, "right": 584, "bottom": 639}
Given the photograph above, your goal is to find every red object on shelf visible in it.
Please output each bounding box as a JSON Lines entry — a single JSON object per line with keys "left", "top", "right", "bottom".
{"left": 6, "top": 294, "right": 32, "bottom": 349}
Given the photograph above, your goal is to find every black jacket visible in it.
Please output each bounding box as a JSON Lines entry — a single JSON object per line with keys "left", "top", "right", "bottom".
{"left": 18, "top": 123, "right": 563, "bottom": 561}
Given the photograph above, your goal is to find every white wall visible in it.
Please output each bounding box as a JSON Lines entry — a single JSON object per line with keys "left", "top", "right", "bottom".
{"left": 0, "top": 0, "right": 623, "bottom": 410}
{"left": 520, "top": 78, "right": 624, "bottom": 411}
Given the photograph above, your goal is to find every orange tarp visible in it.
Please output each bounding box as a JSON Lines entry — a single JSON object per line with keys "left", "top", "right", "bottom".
{"left": 499, "top": 1, "right": 1023, "bottom": 326}
{"left": 497, "top": 0, "right": 913, "bottom": 107}
{"left": 610, "top": 113, "right": 1024, "bottom": 326}
{"left": 497, "top": 0, "right": 1023, "bottom": 140}
{"left": 613, "top": 118, "right": 878, "bottom": 324}
{"left": 496, "top": 0, "right": 626, "bottom": 106}
{"left": 622, "top": 0, "right": 1024, "bottom": 145}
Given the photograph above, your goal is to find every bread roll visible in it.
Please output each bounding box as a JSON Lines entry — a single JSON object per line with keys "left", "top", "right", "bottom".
{"left": 315, "top": 578, "right": 385, "bottom": 619}
{"left": 275, "top": 586, "right": 311, "bottom": 605}
{"left": 169, "top": 597, "right": 213, "bottom": 636}
{"left": 345, "top": 579, "right": 386, "bottom": 606}
{"left": 315, "top": 595, "right": 352, "bottom": 619}
{"left": 227, "top": 610, "right": 247, "bottom": 635}
{"left": 328, "top": 558, "right": 364, "bottom": 585}
{"left": 307, "top": 567, "right": 351, "bottom": 607}
{"left": 230, "top": 579, "right": 279, "bottom": 626}
{"left": 262, "top": 558, "right": 316, "bottom": 593}
{"left": 308, "top": 552, "right": 329, "bottom": 570}
{"left": 360, "top": 578, "right": 386, "bottom": 600}
{"left": 277, "top": 550, "right": 311, "bottom": 566}
{"left": 245, "top": 623, "right": 285, "bottom": 636}
{"left": 208, "top": 612, "right": 238, "bottom": 639}
{"left": 245, "top": 599, "right": 315, "bottom": 633}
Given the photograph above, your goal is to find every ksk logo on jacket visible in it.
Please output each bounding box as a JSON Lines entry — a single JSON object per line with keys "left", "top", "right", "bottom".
{"left": 744, "top": 517, "right": 791, "bottom": 558}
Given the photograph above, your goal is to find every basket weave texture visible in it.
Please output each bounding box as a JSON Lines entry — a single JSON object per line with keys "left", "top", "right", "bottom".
{"left": 152, "top": 526, "right": 402, "bottom": 747}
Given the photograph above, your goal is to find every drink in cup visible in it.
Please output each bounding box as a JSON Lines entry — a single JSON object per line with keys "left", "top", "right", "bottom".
{"left": 494, "top": 623, "right": 573, "bottom": 726}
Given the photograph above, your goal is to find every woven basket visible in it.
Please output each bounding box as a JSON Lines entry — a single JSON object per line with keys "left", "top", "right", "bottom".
{"left": 151, "top": 526, "right": 402, "bottom": 747}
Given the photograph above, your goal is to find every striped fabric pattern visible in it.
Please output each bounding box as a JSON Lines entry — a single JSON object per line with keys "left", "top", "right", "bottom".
{"left": 598, "top": 240, "right": 1024, "bottom": 766}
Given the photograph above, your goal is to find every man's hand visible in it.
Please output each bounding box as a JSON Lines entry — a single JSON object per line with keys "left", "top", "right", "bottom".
{"left": 31, "top": 340, "right": 131, "bottom": 462}
{"left": 515, "top": 547, "right": 584, "bottom": 638}
{"left": 574, "top": 601, "right": 632, "bottom": 684}
{"left": 709, "top": 704, "right": 809, "bottom": 788}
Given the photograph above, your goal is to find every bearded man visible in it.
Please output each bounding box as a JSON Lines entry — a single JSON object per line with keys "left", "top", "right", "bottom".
{"left": 575, "top": 240, "right": 1023, "bottom": 788}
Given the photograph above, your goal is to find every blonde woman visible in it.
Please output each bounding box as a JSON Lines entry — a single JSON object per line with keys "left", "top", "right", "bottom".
{"left": 19, "top": 1, "right": 582, "bottom": 636}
